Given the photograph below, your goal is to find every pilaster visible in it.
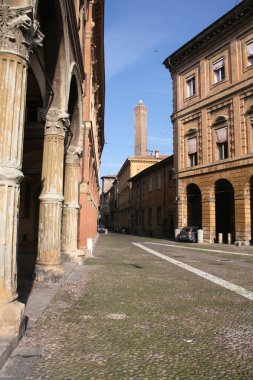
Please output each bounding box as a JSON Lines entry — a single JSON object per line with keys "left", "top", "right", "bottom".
{"left": 35, "top": 109, "right": 69, "bottom": 282}
{"left": 234, "top": 194, "right": 251, "bottom": 246}
{"left": 202, "top": 193, "right": 216, "bottom": 243}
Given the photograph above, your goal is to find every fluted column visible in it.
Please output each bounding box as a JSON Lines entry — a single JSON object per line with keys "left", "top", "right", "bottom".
{"left": 62, "top": 146, "right": 84, "bottom": 263}
{"left": 35, "top": 109, "right": 69, "bottom": 282}
{"left": 0, "top": 4, "right": 43, "bottom": 336}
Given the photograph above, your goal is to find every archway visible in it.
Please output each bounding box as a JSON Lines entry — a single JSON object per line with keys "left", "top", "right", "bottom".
{"left": 17, "top": 66, "right": 44, "bottom": 295}
{"left": 61, "top": 73, "right": 82, "bottom": 260}
{"left": 17, "top": 0, "right": 68, "bottom": 288}
{"left": 187, "top": 184, "right": 202, "bottom": 228}
{"left": 215, "top": 179, "right": 235, "bottom": 243}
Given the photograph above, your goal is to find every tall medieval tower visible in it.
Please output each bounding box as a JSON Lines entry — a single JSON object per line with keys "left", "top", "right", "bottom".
{"left": 134, "top": 100, "right": 147, "bottom": 156}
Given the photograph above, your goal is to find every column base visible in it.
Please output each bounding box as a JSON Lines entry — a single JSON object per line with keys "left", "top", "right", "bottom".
{"left": 34, "top": 264, "right": 65, "bottom": 283}
{"left": 0, "top": 300, "right": 25, "bottom": 338}
{"left": 62, "top": 250, "right": 85, "bottom": 264}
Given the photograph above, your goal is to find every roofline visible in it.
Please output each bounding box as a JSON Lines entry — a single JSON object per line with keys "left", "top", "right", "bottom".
{"left": 116, "top": 155, "right": 169, "bottom": 178}
{"left": 163, "top": 0, "right": 253, "bottom": 72}
{"left": 128, "top": 155, "right": 174, "bottom": 182}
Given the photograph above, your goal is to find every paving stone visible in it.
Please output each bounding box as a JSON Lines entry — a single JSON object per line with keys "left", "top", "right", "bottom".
{"left": 0, "top": 234, "right": 253, "bottom": 379}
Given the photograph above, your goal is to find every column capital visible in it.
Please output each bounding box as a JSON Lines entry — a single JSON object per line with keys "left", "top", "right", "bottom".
{"left": 0, "top": 166, "right": 23, "bottom": 183}
{"left": 65, "top": 146, "right": 83, "bottom": 164}
{"left": 45, "top": 109, "right": 70, "bottom": 137}
{"left": 0, "top": 4, "right": 44, "bottom": 60}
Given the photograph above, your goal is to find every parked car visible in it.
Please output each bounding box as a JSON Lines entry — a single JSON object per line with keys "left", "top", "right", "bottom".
{"left": 177, "top": 226, "right": 198, "bottom": 243}
{"left": 97, "top": 224, "right": 106, "bottom": 233}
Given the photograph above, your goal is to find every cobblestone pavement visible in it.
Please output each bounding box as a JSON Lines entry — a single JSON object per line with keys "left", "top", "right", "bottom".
{"left": 1, "top": 233, "right": 253, "bottom": 379}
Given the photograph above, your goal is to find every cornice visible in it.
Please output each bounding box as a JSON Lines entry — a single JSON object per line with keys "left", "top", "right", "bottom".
{"left": 163, "top": 0, "right": 253, "bottom": 72}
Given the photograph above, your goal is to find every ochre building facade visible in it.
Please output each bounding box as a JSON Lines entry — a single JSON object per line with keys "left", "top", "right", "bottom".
{"left": 164, "top": 0, "right": 253, "bottom": 245}
{"left": 0, "top": 0, "right": 104, "bottom": 339}
{"left": 129, "top": 156, "right": 175, "bottom": 238}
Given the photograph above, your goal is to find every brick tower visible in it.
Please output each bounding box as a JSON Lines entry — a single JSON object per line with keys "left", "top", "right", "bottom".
{"left": 134, "top": 100, "right": 147, "bottom": 156}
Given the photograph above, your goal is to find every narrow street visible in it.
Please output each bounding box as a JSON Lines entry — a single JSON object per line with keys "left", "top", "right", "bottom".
{"left": 1, "top": 233, "right": 253, "bottom": 379}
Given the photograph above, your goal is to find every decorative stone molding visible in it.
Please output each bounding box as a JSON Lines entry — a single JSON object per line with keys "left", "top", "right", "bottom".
{"left": 65, "top": 146, "right": 83, "bottom": 164}
{"left": 45, "top": 109, "right": 70, "bottom": 137}
{"left": 0, "top": 4, "right": 43, "bottom": 60}
{"left": 0, "top": 167, "right": 23, "bottom": 183}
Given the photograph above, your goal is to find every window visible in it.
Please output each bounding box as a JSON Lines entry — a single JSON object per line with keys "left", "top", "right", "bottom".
{"left": 148, "top": 208, "right": 152, "bottom": 225}
{"left": 216, "top": 127, "right": 228, "bottom": 160}
{"left": 188, "top": 137, "right": 197, "bottom": 167}
{"left": 157, "top": 173, "right": 162, "bottom": 190}
{"left": 213, "top": 58, "right": 225, "bottom": 83}
{"left": 186, "top": 76, "right": 196, "bottom": 97}
{"left": 157, "top": 207, "right": 162, "bottom": 225}
{"left": 247, "top": 40, "right": 253, "bottom": 66}
{"left": 148, "top": 176, "right": 152, "bottom": 192}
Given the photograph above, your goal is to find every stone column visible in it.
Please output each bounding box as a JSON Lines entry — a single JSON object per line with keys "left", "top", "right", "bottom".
{"left": 234, "top": 194, "right": 251, "bottom": 246}
{"left": 62, "top": 146, "right": 84, "bottom": 263}
{"left": 35, "top": 109, "right": 69, "bottom": 282}
{"left": 0, "top": 4, "right": 43, "bottom": 336}
{"left": 202, "top": 193, "right": 216, "bottom": 243}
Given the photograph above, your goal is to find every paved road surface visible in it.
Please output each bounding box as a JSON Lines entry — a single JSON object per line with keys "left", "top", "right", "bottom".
{"left": 1, "top": 233, "right": 253, "bottom": 379}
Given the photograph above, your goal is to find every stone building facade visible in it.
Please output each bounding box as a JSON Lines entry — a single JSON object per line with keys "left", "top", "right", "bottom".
{"left": 129, "top": 156, "right": 175, "bottom": 238}
{"left": 163, "top": 0, "right": 253, "bottom": 245}
{"left": 0, "top": 0, "right": 104, "bottom": 338}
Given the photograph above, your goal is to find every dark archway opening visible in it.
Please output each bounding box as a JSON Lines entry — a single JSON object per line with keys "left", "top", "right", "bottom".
{"left": 187, "top": 184, "right": 202, "bottom": 228}
{"left": 215, "top": 179, "right": 235, "bottom": 243}
{"left": 17, "top": 0, "right": 65, "bottom": 303}
{"left": 17, "top": 68, "right": 44, "bottom": 303}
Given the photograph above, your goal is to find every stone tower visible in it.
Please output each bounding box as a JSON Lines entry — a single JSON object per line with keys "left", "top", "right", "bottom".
{"left": 134, "top": 100, "right": 147, "bottom": 156}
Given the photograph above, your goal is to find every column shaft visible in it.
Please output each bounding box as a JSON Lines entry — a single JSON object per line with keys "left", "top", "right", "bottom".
{"left": 36, "top": 110, "right": 68, "bottom": 282}
{"left": 62, "top": 147, "right": 83, "bottom": 262}
{"left": 0, "top": 54, "right": 27, "bottom": 336}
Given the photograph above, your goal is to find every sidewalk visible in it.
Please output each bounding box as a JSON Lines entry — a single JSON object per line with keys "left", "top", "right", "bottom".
{"left": 0, "top": 261, "right": 78, "bottom": 370}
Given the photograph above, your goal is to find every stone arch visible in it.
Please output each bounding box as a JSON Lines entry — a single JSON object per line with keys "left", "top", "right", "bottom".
{"left": 36, "top": 0, "right": 69, "bottom": 110}
{"left": 66, "top": 65, "right": 83, "bottom": 149}
{"left": 215, "top": 178, "right": 235, "bottom": 243}
{"left": 186, "top": 183, "right": 202, "bottom": 228}
{"left": 61, "top": 68, "right": 83, "bottom": 262}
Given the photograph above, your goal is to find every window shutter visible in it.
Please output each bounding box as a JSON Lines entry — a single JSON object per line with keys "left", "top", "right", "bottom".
{"left": 247, "top": 41, "right": 253, "bottom": 56}
{"left": 213, "top": 59, "right": 224, "bottom": 70}
{"left": 188, "top": 137, "right": 197, "bottom": 154}
{"left": 216, "top": 127, "right": 228, "bottom": 143}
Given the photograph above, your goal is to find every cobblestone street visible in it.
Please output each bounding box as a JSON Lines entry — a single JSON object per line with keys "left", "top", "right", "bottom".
{"left": 1, "top": 233, "right": 253, "bottom": 379}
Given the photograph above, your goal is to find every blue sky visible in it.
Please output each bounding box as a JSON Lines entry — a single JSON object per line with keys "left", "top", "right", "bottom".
{"left": 101, "top": 0, "right": 239, "bottom": 179}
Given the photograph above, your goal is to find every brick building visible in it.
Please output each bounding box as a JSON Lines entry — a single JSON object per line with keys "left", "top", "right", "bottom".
{"left": 0, "top": 0, "right": 104, "bottom": 338}
{"left": 163, "top": 0, "right": 253, "bottom": 245}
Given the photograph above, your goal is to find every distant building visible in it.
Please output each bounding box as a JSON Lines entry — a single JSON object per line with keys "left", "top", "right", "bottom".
{"left": 116, "top": 154, "right": 167, "bottom": 232}
{"left": 100, "top": 175, "right": 117, "bottom": 227}
{"left": 129, "top": 156, "right": 175, "bottom": 238}
{"left": 134, "top": 100, "right": 148, "bottom": 156}
{"left": 163, "top": 0, "right": 253, "bottom": 245}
